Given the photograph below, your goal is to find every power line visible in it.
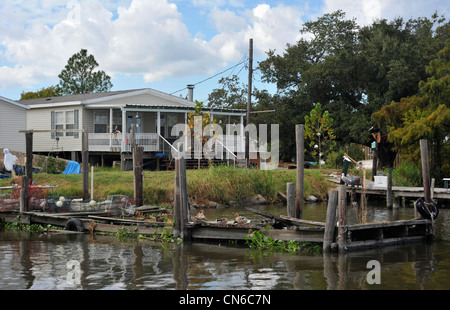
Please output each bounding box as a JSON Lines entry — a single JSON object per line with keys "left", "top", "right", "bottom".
{"left": 169, "top": 57, "right": 248, "bottom": 96}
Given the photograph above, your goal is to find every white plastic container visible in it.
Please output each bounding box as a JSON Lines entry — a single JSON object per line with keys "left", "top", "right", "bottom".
{"left": 374, "top": 175, "right": 387, "bottom": 188}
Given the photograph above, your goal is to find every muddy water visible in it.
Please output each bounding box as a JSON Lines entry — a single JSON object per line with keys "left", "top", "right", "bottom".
{"left": 1, "top": 202, "right": 450, "bottom": 290}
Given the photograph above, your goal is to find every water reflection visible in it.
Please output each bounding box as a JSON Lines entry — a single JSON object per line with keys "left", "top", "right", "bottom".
{"left": 1, "top": 205, "right": 450, "bottom": 290}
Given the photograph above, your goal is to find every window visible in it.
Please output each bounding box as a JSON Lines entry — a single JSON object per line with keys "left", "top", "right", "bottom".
{"left": 168, "top": 115, "right": 179, "bottom": 138}
{"left": 158, "top": 114, "right": 165, "bottom": 137}
{"left": 51, "top": 109, "right": 79, "bottom": 139}
{"left": 113, "top": 110, "right": 122, "bottom": 133}
{"left": 94, "top": 110, "right": 108, "bottom": 133}
{"left": 65, "top": 110, "right": 74, "bottom": 136}
{"left": 55, "top": 111, "right": 64, "bottom": 137}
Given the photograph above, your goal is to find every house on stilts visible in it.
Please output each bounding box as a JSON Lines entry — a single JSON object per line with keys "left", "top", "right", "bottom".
{"left": 17, "top": 86, "right": 246, "bottom": 170}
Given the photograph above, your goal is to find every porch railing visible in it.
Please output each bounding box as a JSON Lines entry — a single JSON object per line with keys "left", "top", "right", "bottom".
{"left": 88, "top": 133, "right": 159, "bottom": 152}
{"left": 87, "top": 133, "right": 244, "bottom": 156}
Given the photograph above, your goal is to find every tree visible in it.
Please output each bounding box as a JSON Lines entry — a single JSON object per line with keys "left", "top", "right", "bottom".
{"left": 258, "top": 10, "right": 449, "bottom": 166}
{"left": 186, "top": 100, "right": 218, "bottom": 160}
{"left": 259, "top": 10, "right": 367, "bottom": 149}
{"left": 372, "top": 39, "right": 450, "bottom": 181}
{"left": 207, "top": 75, "right": 247, "bottom": 109}
{"left": 58, "top": 49, "right": 112, "bottom": 95}
{"left": 20, "top": 86, "right": 62, "bottom": 100}
{"left": 304, "top": 102, "right": 336, "bottom": 167}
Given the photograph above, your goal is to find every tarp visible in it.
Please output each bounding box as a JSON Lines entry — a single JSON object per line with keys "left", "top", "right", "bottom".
{"left": 63, "top": 161, "right": 81, "bottom": 175}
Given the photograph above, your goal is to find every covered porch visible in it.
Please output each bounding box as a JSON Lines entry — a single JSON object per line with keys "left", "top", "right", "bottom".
{"left": 85, "top": 105, "right": 246, "bottom": 157}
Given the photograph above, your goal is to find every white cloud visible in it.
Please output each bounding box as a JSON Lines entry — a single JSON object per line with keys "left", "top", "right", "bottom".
{"left": 207, "top": 3, "right": 305, "bottom": 61}
{"left": 0, "top": 0, "right": 221, "bottom": 89}
{"left": 323, "top": 0, "right": 448, "bottom": 26}
{"left": 0, "top": 0, "right": 307, "bottom": 92}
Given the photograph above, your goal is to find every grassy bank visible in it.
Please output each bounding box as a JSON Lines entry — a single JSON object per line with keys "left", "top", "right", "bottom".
{"left": 0, "top": 165, "right": 336, "bottom": 207}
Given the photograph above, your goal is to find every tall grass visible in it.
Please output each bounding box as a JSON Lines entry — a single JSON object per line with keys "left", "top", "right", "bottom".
{"left": 0, "top": 165, "right": 334, "bottom": 206}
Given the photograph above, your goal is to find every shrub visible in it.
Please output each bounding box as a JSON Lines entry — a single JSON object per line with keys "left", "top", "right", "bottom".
{"left": 392, "top": 160, "right": 422, "bottom": 187}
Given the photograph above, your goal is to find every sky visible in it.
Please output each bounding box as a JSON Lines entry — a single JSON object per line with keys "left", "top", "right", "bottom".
{"left": 0, "top": 0, "right": 448, "bottom": 102}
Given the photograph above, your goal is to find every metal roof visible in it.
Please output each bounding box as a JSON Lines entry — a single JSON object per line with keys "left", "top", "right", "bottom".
{"left": 0, "top": 96, "right": 30, "bottom": 109}
{"left": 16, "top": 89, "right": 143, "bottom": 106}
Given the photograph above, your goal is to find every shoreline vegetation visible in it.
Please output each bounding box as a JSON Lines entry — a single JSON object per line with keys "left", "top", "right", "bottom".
{"left": 0, "top": 165, "right": 338, "bottom": 208}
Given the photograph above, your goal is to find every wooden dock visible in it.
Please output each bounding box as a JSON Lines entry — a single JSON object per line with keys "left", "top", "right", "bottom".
{"left": 0, "top": 203, "right": 433, "bottom": 253}
{"left": 352, "top": 185, "right": 450, "bottom": 200}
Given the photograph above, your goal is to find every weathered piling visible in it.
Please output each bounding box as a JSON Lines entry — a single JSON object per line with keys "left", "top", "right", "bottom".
{"left": 82, "top": 127, "right": 89, "bottom": 201}
{"left": 295, "top": 124, "right": 304, "bottom": 219}
{"left": 337, "top": 184, "right": 347, "bottom": 252}
{"left": 286, "top": 182, "right": 295, "bottom": 218}
{"left": 420, "top": 139, "right": 431, "bottom": 204}
{"left": 387, "top": 169, "right": 393, "bottom": 208}
{"left": 323, "top": 189, "right": 338, "bottom": 252}
{"left": 25, "top": 132, "right": 33, "bottom": 182}
{"left": 174, "top": 157, "right": 190, "bottom": 240}
{"left": 23, "top": 131, "right": 33, "bottom": 211}
{"left": 133, "top": 145, "right": 144, "bottom": 207}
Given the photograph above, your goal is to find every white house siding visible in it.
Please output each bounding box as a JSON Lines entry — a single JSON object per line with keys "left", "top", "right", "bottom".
{"left": 27, "top": 105, "right": 82, "bottom": 152}
{"left": 0, "top": 99, "right": 27, "bottom": 153}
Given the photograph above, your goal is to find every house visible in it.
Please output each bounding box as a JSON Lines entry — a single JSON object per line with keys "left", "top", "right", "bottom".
{"left": 0, "top": 96, "right": 29, "bottom": 153}
{"left": 18, "top": 87, "right": 246, "bottom": 169}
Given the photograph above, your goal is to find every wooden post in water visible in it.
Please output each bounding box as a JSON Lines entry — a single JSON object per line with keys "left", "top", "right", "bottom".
{"left": 387, "top": 169, "right": 393, "bottom": 208}
{"left": 82, "top": 127, "right": 89, "bottom": 201}
{"left": 286, "top": 182, "right": 295, "bottom": 217}
{"left": 21, "top": 176, "right": 29, "bottom": 212}
{"left": 337, "top": 184, "right": 347, "bottom": 253}
{"left": 180, "top": 158, "right": 190, "bottom": 240}
{"left": 420, "top": 139, "right": 431, "bottom": 204}
{"left": 25, "top": 132, "right": 33, "bottom": 182}
{"left": 295, "top": 124, "right": 304, "bottom": 219}
{"left": 23, "top": 131, "right": 33, "bottom": 212}
{"left": 323, "top": 190, "right": 338, "bottom": 252}
{"left": 174, "top": 159, "right": 181, "bottom": 238}
{"left": 133, "top": 145, "right": 144, "bottom": 207}
{"left": 174, "top": 157, "right": 190, "bottom": 240}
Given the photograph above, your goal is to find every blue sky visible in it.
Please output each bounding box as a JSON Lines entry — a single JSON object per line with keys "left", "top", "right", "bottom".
{"left": 0, "top": 0, "right": 448, "bottom": 102}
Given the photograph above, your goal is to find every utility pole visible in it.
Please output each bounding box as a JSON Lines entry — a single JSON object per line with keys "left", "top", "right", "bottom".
{"left": 246, "top": 38, "right": 253, "bottom": 166}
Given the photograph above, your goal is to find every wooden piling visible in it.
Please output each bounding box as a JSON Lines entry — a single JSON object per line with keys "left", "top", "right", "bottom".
{"left": 21, "top": 176, "right": 29, "bottom": 212}
{"left": 337, "top": 184, "right": 347, "bottom": 252}
{"left": 286, "top": 182, "right": 295, "bottom": 217}
{"left": 174, "top": 158, "right": 190, "bottom": 241}
{"left": 180, "top": 158, "right": 190, "bottom": 240}
{"left": 23, "top": 131, "right": 33, "bottom": 212}
{"left": 25, "top": 132, "right": 33, "bottom": 182}
{"left": 420, "top": 139, "right": 431, "bottom": 203}
{"left": 82, "top": 127, "right": 89, "bottom": 201}
{"left": 174, "top": 159, "right": 181, "bottom": 238}
{"left": 387, "top": 169, "right": 393, "bottom": 208}
{"left": 323, "top": 189, "right": 338, "bottom": 252}
{"left": 133, "top": 145, "right": 144, "bottom": 207}
{"left": 295, "top": 124, "right": 304, "bottom": 219}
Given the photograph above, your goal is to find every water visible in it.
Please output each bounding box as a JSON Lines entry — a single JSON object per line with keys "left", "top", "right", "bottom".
{"left": 1, "top": 202, "right": 450, "bottom": 290}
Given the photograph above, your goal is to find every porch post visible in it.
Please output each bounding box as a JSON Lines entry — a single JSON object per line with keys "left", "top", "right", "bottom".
{"left": 185, "top": 112, "right": 188, "bottom": 155}
{"left": 121, "top": 109, "right": 126, "bottom": 150}
{"left": 109, "top": 108, "right": 113, "bottom": 148}
{"left": 157, "top": 111, "right": 161, "bottom": 151}
{"left": 240, "top": 114, "right": 244, "bottom": 156}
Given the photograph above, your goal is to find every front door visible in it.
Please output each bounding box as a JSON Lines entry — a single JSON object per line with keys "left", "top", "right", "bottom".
{"left": 127, "top": 112, "right": 142, "bottom": 133}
